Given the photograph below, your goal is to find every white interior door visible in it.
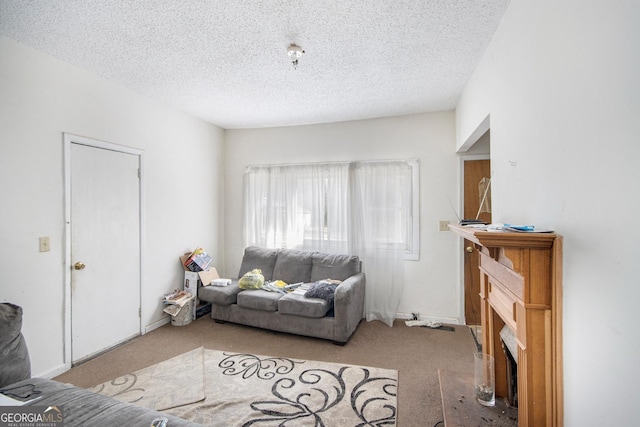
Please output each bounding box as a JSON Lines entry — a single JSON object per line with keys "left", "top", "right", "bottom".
{"left": 69, "top": 140, "right": 141, "bottom": 364}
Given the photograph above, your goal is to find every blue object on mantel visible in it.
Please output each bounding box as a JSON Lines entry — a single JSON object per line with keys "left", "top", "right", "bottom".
{"left": 504, "top": 224, "right": 535, "bottom": 231}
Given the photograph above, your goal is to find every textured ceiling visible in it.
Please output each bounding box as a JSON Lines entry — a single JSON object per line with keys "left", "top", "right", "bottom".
{"left": 0, "top": 0, "right": 510, "bottom": 129}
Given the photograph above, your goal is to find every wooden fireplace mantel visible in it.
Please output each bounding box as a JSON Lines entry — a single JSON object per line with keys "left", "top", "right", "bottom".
{"left": 450, "top": 224, "right": 563, "bottom": 427}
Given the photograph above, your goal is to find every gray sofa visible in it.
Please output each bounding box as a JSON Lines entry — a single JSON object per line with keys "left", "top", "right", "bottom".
{"left": 198, "top": 246, "right": 366, "bottom": 344}
{"left": 0, "top": 303, "right": 201, "bottom": 426}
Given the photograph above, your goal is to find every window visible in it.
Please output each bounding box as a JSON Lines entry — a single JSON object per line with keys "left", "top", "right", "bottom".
{"left": 350, "top": 160, "right": 419, "bottom": 260}
{"left": 243, "top": 159, "right": 419, "bottom": 260}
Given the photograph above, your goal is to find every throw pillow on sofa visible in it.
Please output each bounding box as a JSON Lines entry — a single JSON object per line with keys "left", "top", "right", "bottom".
{"left": 0, "top": 303, "right": 31, "bottom": 387}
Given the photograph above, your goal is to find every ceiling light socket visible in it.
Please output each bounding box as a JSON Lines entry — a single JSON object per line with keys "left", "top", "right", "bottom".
{"left": 287, "top": 44, "right": 304, "bottom": 59}
{"left": 287, "top": 44, "right": 304, "bottom": 69}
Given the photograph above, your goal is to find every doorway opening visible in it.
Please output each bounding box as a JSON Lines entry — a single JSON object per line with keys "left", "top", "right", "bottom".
{"left": 459, "top": 128, "right": 491, "bottom": 329}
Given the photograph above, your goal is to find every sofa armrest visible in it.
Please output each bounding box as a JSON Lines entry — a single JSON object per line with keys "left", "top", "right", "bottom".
{"left": 1, "top": 378, "right": 203, "bottom": 426}
{"left": 332, "top": 272, "right": 365, "bottom": 343}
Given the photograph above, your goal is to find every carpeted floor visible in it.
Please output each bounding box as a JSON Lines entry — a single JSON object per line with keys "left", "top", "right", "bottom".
{"left": 54, "top": 316, "right": 479, "bottom": 426}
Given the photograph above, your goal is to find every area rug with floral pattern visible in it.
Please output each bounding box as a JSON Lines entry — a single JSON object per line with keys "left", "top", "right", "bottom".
{"left": 91, "top": 347, "right": 397, "bottom": 426}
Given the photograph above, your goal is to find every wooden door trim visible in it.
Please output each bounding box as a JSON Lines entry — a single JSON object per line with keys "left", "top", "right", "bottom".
{"left": 458, "top": 154, "right": 490, "bottom": 325}
{"left": 62, "top": 133, "right": 145, "bottom": 370}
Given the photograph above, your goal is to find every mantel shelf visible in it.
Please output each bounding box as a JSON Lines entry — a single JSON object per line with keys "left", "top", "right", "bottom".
{"left": 448, "top": 224, "right": 557, "bottom": 249}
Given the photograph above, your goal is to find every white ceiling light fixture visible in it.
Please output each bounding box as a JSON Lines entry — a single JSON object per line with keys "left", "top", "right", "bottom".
{"left": 287, "top": 44, "right": 304, "bottom": 70}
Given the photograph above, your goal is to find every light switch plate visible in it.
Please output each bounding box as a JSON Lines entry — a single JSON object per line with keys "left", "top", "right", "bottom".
{"left": 39, "top": 236, "right": 50, "bottom": 252}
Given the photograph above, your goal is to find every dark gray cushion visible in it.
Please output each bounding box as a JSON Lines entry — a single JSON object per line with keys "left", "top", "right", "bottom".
{"left": 310, "top": 253, "right": 360, "bottom": 282}
{"left": 198, "top": 281, "right": 242, "bottom": 305}
{"left": 238, "top": 246, "right": 279, "bottom": 280}
{"left": 237, "top": 290, "right": 283, "bottom": 312}
{"left": 278, "top": 293, "right": 331, "bottom": 318}
{"left": 0, "top": 303, "right": 31, "bottom": 387}
{"left": 272, "top": 249, "right": 313, "bottom": 284}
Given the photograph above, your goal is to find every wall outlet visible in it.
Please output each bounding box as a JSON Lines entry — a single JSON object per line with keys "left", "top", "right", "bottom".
{"left": 39, "top": 236, "right": 50, "bottom": 252}
{"left": 438, "top": 220, "right": 450, "bottom": 231}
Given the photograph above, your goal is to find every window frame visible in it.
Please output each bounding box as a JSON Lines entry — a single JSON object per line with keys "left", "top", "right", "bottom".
{"left": 405, "top": 159, "right": 420, "bottom": 261}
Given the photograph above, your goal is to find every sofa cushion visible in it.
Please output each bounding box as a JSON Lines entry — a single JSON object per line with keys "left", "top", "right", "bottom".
{"left": 278, "top": 293, "right": 331, "bottom": 318}
{"left": 198, "top": 282, "right": 242, "bottom": 305}
{"left": 0, "top": 303, "right": 31, "bottom": 387}
{"left": 310, "top": 253, "right": 360, "bottom": 282}
{"left": 237, "top": 290, "right": 283, "bottom": 312}
{"left": 272, "top": 249, "right": 314, "bottom": 284}
{"left": 238, "top": 246, "right": 279, "bottom": 281}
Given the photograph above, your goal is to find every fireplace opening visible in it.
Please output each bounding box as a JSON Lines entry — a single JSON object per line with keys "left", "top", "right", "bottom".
{"left": 500, "top": 325, "right": 518, "bottom": 407}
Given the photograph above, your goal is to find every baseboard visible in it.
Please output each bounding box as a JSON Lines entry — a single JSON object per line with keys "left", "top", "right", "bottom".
{"left": 145, "top": 316, "right": 170, "bottom": 333}
{"left": 35, "top": 318, "right": 169, "bottom": 378}
{"left": 35, "top": 363, "right": 67, "bottom": 379}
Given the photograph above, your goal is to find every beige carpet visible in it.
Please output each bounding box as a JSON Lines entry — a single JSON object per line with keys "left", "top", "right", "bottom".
{"left": 90, "top": 346, "right": 397, "bottom": 426}
{"left": 54, "top": 317, "right": 479, "bottom": 426}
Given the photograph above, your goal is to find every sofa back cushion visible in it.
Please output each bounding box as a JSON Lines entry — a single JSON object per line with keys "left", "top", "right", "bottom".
{"left": 238, "top": 246, "right": 279, "bottom": 281}
{"left": 0, "top": 303, "right": 31, "bottom": 387}
{"left": 310, "top": 253, "right": 361, "bottom": 282}
{"left": 272, "top": 249, "right": 314, "bottom": 284}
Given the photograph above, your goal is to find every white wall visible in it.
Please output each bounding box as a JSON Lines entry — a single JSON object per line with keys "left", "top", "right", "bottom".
{"left": 224, "top": 112, "right": 462, "bottom": 324}
{"left": 0, "top": 36, "right": 225, "bottom": 377}
{"left": 456, "top": 0, "right": 640, "bottom": 424}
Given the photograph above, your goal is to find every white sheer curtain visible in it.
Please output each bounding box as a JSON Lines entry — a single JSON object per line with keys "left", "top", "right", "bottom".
{"left": 349, "top": 161, "right": 410, "bottom": 326}
{"left": 244, "top": 164, "right": 349, "bottom": 251}
{"left": 244, "top": 160, "right": 413, "bottom": 327}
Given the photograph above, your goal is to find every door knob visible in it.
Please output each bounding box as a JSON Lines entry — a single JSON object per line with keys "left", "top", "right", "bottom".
{"left": 74, "top": 262, "right": 86, "bottom": 270}
{"left": 466, "top": 246, "right": 474, "bottom": 253}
